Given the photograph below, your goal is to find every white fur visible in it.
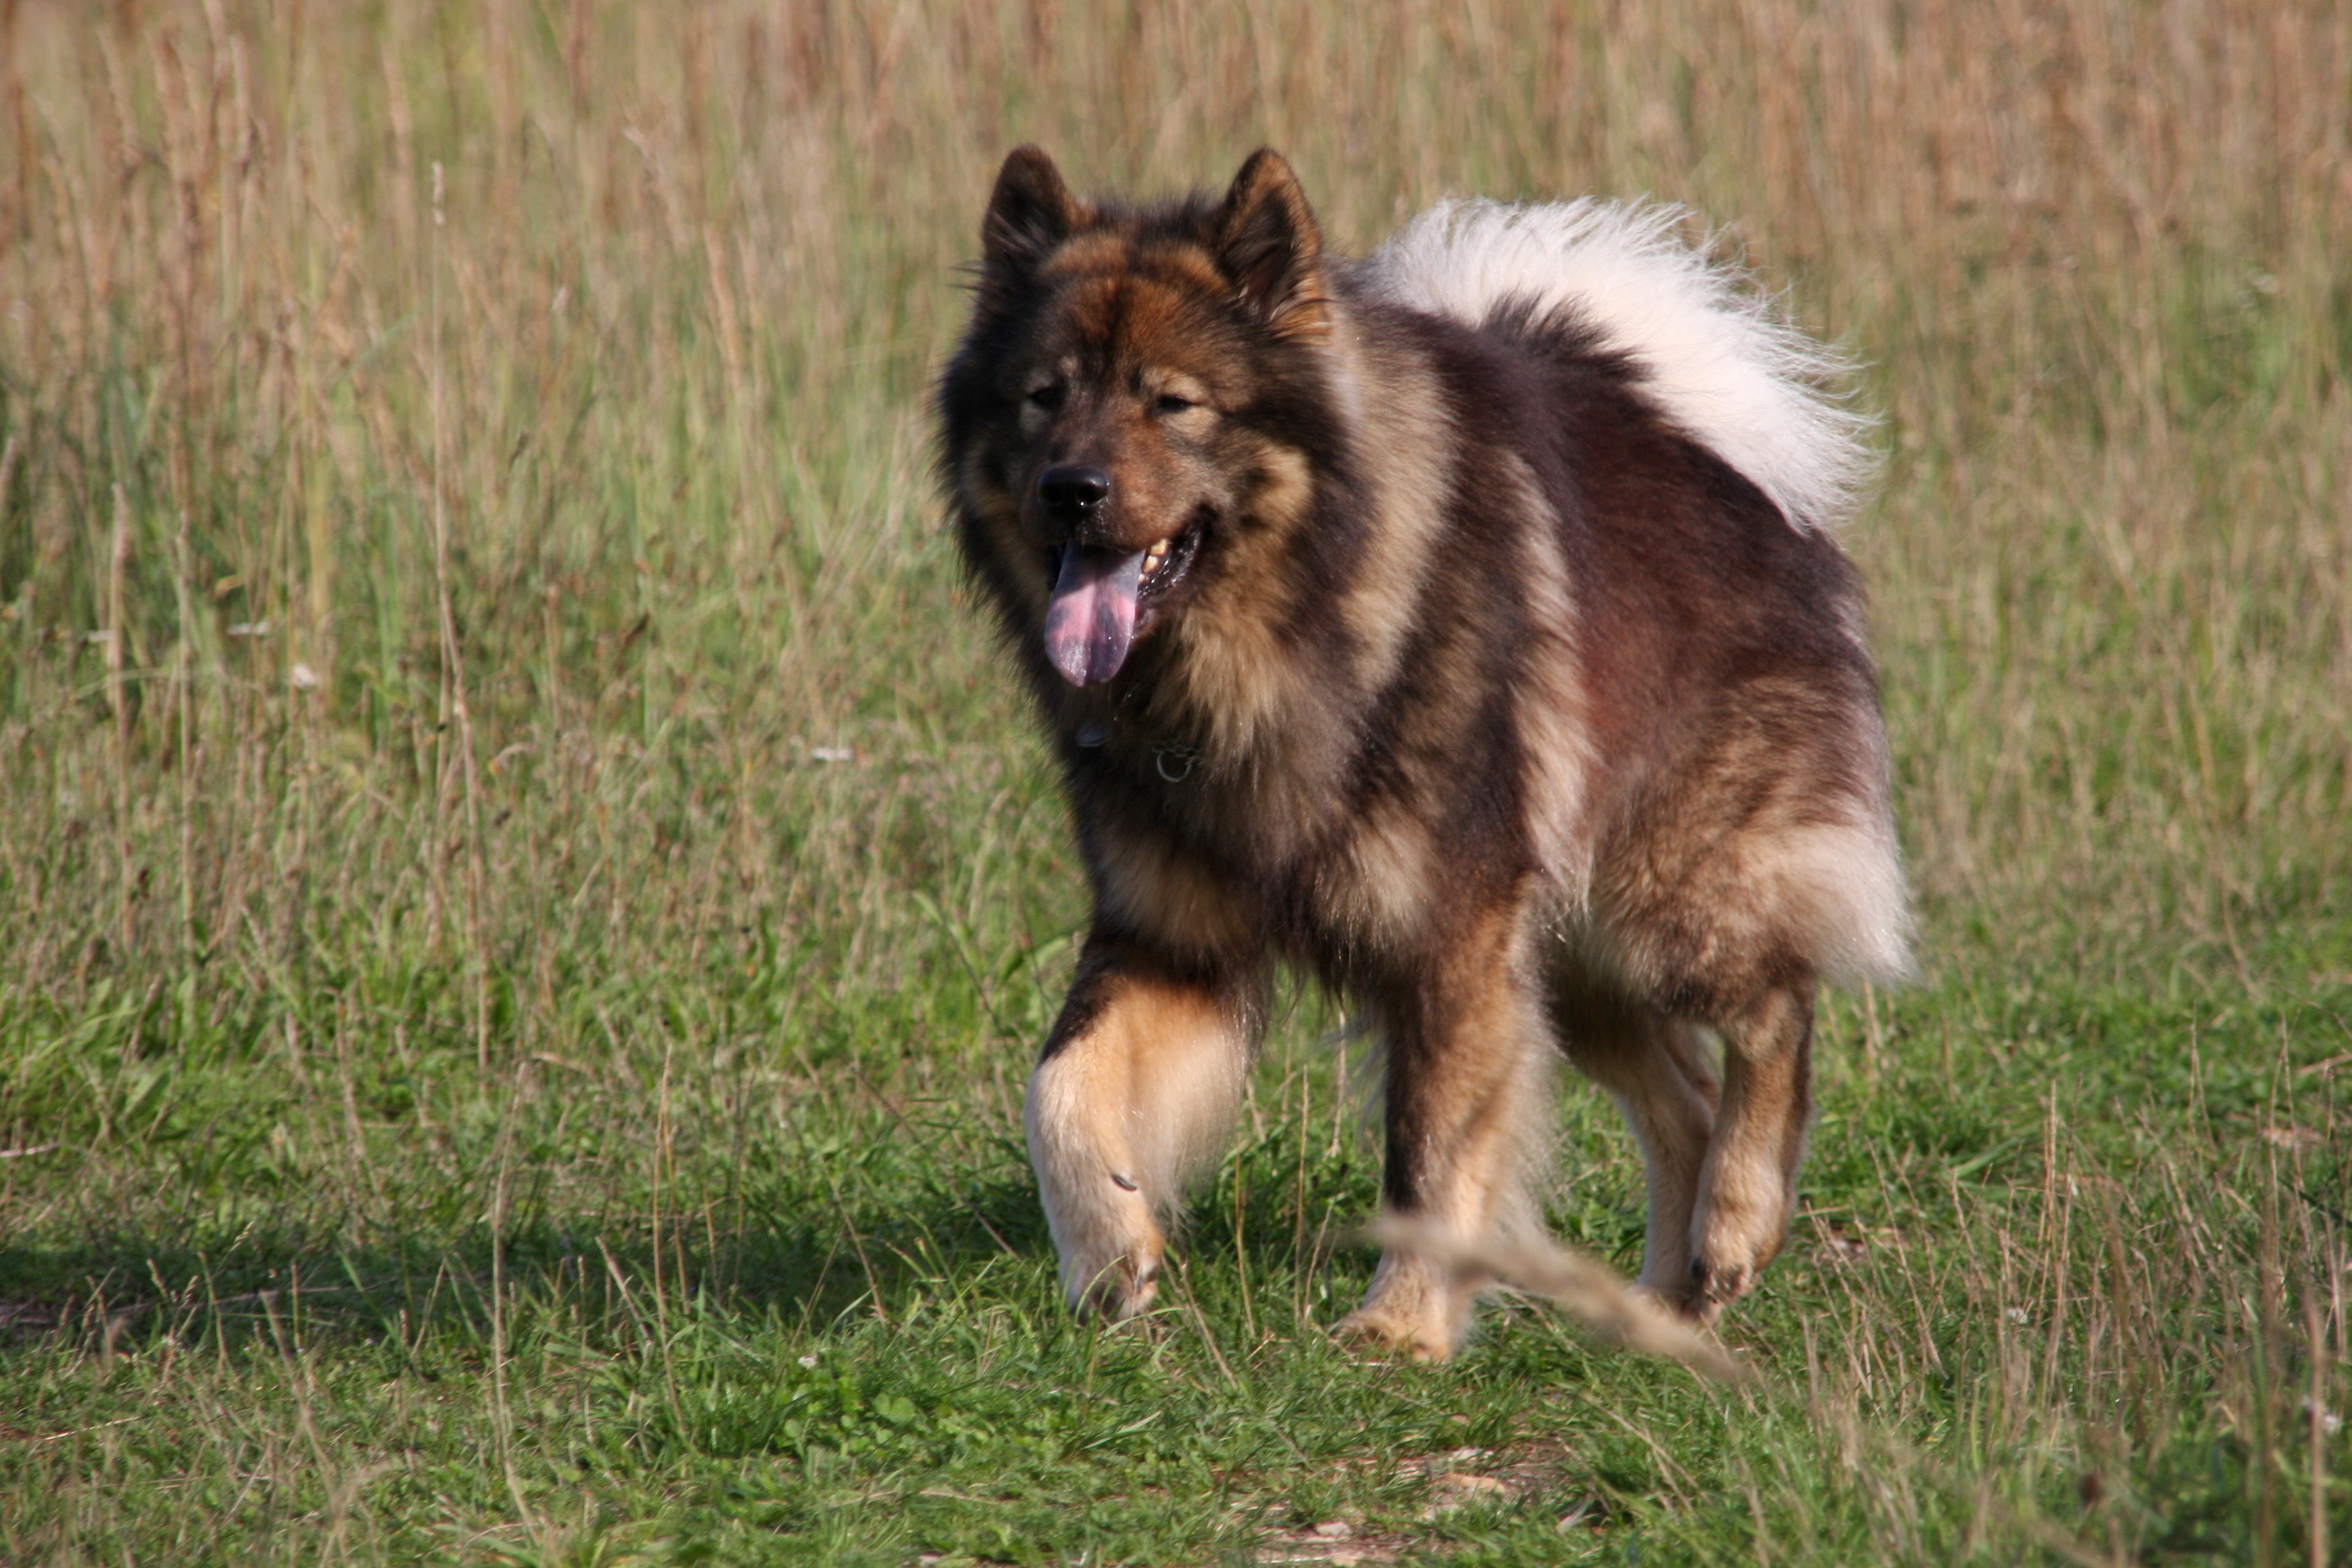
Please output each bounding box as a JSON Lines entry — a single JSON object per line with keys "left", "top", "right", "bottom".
{"left": 1358, "top": 199, "right": 1878, "bottom": 532}
{"left": 1751, "top": 819, "right": 1916, "bottom": 986}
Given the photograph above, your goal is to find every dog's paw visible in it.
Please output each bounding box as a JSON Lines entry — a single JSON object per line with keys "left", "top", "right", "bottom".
{"left": 1330, "top": 1308, "right": 1453, "bottom": 1362}
{"left": 1066, "top": 1245, "right": 1162, "bottom": 1323}
{"left": 1684, "top": 1256, "right": 1755, "bottom": 1323}
{"left": 1337, "top": 1245, "right": 1475, "bottom": 1358}
{"left": 1686, "top": 1194, "right": 1789, "bottom": 1322}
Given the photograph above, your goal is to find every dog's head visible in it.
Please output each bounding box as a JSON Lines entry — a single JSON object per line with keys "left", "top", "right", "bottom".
{"left": 940, "top": 147, "right": 1343, "bottom": 691}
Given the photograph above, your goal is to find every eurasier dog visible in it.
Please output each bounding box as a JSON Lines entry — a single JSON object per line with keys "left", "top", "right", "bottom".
{"left": 937, "top": 148, "right": 1908, "bottom": 1358}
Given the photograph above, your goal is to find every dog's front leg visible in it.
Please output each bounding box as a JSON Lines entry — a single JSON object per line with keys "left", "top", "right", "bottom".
{"left": 1339, "top": 910, "right": 1553, "bottom": 1359}
{"left": 1027, "top": 934, "right": 1253, "bottom": 1321}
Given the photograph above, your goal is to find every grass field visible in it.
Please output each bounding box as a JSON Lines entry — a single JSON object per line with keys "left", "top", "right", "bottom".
{"left": 1, "top": 1, "right": 2347, "bottom": 1562}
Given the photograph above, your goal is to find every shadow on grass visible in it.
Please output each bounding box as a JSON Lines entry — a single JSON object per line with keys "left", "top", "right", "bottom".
{"left": 0, "top": 1161, "right": 1066, "bottom": 1363}
{"left": 0, "top": 1099, "right": 1417, "bottom": 1366}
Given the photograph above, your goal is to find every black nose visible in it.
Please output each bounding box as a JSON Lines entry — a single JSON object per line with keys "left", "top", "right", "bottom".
{"left": 1036, "top": 466, "right": 1111, "bottom": 527}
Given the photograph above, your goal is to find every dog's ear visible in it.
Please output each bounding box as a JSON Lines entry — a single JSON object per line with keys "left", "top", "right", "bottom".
{"left": 1218, "top": 149, "right": 1329, "bottom": 338}
{"left": 982, "top": 146, "right": 1083, "bottom": 278}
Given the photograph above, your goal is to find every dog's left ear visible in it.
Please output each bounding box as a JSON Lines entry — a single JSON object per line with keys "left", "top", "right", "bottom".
{"left": 1218, "top": 150, "right": 1329, "bottom": 338}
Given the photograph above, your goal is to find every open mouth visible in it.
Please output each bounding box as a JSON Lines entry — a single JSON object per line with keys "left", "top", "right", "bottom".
{"left": 1136, "top": 519, "right": 1203, "bottom": 603}
{"left": 1041, "top": 518, "right": 1205, "bottom": 687}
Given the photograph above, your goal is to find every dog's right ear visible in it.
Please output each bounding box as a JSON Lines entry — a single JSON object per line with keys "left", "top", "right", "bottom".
{"left": 981, "top": 146, "right": 1083, "bottom": 278}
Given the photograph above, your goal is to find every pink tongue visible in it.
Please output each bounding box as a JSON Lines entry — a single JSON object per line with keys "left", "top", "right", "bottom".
{"left": 1043, "top": 546, "right": 1145, "bottom": 687}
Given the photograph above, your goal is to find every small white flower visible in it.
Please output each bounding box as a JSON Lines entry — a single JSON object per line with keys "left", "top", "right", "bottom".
{"left": 2004, "top": 1307, "right": 2030, "bottom": 1325}
{"left": 797, "top": 1354, "right": 818, "bottom": 1369}
{"left": 289, "top": 662, "right": 320, "bottom": 691}
{"left": 810, "top": 746, "right": 854, "bottom": 764}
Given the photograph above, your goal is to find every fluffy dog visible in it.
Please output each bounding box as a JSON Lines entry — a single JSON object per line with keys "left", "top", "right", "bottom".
{"left": 936, "top": 147, "right": 1908, "bottom": 1358}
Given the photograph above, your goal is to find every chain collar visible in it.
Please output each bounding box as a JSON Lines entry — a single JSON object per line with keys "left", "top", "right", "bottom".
{"left": 1073, "top": 716, "right": 1201, "bottom": 784}
{"left": 1152, "top": 740, "right": 1201, "bottom": 783}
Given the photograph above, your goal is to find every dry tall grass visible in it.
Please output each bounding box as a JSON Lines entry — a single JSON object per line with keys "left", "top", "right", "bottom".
{"left": 2, "top": 0, "right": 2345, "bottom": 1000}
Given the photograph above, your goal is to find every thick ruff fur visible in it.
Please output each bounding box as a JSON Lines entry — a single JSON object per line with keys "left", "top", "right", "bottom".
{"left": 937, "top": 148, "right": 1909, "bottom": 1358}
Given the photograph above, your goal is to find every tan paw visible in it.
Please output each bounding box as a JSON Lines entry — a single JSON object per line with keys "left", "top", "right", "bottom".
{"left": 1687, "top": 1198, "right": 1789, "bottom": 1321}
{"left": 1331, "top": 1305, "right": 1456, "bottom": 1362}
{"left": 1067, "top": 1245, "right": 1161, "bottom": 1322}
{"left": 1685, "top": 1256, "right": 1754, "bottom": 1323}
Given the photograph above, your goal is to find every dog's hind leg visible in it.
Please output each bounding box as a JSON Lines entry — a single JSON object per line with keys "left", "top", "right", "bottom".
{"left": 1339, "top": 907, "right": 1554, "bottom": 1360}
{"left": 1027, "top": 934, "right": 1255, "bottom": 1322}
{"left": 1687, "top": 980, "right": 1815, "bottom": 1319}
{"left": 1549, "top": 979, "right": 1720, "bottom": 1311}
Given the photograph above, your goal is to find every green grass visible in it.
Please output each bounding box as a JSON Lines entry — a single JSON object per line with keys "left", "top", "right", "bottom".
{"left": 3, "top": 963, "right": 2345, "bottom": 1563}
{"left": 3, "top": 1, "right": 2349, "bottom": 1563}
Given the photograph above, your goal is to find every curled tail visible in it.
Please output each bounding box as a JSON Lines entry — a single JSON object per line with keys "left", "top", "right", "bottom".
{"left": 1359, "top": 197, "right": 1878, "bottom": 533}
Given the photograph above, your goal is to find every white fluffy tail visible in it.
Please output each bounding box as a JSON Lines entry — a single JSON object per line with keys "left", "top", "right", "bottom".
{"left": 1360, "top": 199, "right": 1878, "bottom": 532}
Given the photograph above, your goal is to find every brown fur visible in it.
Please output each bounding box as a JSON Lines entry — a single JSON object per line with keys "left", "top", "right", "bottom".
{"left": 936, "top": 148, "right": 1908, "bottom": 1354}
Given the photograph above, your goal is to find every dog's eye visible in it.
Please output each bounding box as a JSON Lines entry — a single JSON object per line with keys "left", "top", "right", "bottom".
{"left": 1026, "top": 384, "right": 1065, "bottom": 411}
{"left": 1153, "top": 393, "right": 1197, "bottom": 416}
